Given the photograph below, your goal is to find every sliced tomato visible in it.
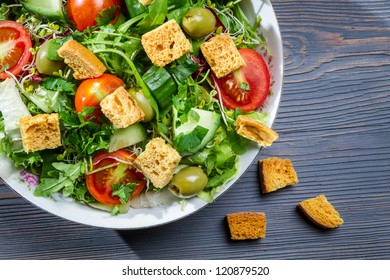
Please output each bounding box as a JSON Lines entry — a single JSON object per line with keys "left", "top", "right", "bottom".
{"left": 86, "top": 150, "right": 146, "bottom": 205}
{"left": 211, "top": 48, "right": 270, "bottom": 113}
{"left": 0, "top": 20, "right": 32, "bottom": 80}
{"left": 66, "top": 0, "right": 121, "bottom": 31}
{"left": 75, "top": 73, "right": 124, "bottom": 117}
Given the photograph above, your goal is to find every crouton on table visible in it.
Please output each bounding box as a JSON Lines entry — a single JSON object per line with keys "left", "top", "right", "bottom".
{"left": 259, "top": 157, "right": 299, "bottom": 194}
{"left": 227, "top": 212, "right": 267, "bottom": 240}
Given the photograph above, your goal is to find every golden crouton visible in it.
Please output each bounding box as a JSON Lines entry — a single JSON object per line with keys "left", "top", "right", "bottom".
{"left": 259, "top": 157, "right": 298, "bottom": 193}
{"left": 298, "top": 194, "right": 344, "bottom": 229}
{"left": 19, "top": 114, "right": 61, "bottom": 153}
{"left": 57, "top": 39, "right": 106, "bottom": 80}
{"left": 200, "top": 33, "right": 245, "bottom": 78}
{"left": 227, "top": 212, "right": 266, "bottom": 240}
{"left": 141, "top": 19, "right": 192, "bottom": 67}
{"left": 134, "top": 138, "right": 181, "bottom": 188}
{"left": 236, "top": 115, "right": 278, "bottom": 147}
{"left": 100, "top": 86, "right": 145, "bottom": 129}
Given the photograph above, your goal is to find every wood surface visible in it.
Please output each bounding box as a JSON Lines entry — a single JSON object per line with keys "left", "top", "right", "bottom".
{"left": 1, "top": 0, "right": 390, "bottom": 259}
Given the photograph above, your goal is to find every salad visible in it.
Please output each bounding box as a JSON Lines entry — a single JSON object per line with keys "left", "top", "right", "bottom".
{"left": 0, "top": 0, "right": 272, "bottom": 216}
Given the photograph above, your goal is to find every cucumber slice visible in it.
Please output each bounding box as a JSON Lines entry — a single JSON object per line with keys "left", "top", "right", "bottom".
{"left": 174, "top": 108, "right": 221, "bottom": 156}
{"left": 21, "top": 0, "right": 66, "bottom": 22}
{"left": 109, "top": 123, "right": 147, "bottom": 152}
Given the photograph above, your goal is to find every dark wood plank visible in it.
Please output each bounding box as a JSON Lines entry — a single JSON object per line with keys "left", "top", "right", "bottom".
{"left": 1, "top": 0, "right": 390, "bottom": 259}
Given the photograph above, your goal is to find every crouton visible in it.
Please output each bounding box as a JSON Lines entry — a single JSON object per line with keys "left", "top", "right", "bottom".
{"left": 259, "top": 157, "right": 298, "bottom": 194}
{"left": 227, "top": 212, "right": 266, "bottom": 240}
{"left": 236, "top": 115, "right": 278, "bottom": 147}
{"left": 19, "top": 114, "right": 61, "bottom": 153}
{"left": 141, "top": 19, "right": 192, "bottom": 67}
{"left": 298, "top": 194, "right": 344, "bottom": 229}
{"left": 57, "top": 39, "right": 106, "bottom": 80}
{"left": 139, "top": 0, "right": 154, "bottom": 5}
{"left": 100, "top": 86, "right": 145, "bottom": 129}
{"left": 200, "top": 33, "right": 245, "bottom": 78}
{"left": 134, "top": 138, "right": 181, "bottom": 188}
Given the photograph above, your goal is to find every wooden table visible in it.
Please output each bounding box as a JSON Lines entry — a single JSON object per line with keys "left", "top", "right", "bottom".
{"left": 1, "top": 0, "right": 389, "bottom": 259}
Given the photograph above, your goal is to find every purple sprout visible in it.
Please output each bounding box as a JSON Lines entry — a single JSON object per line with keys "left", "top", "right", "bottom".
{"left": 20, "top": 170, "right": 39, "bottom": 187}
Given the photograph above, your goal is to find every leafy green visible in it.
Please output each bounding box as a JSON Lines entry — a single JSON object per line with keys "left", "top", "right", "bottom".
{"left": 182, "top": 124, "right": 246, "bottom": 202}
{"left": 0, "top": 136, "right": 43, "bottom": 173}
{"left": 136, "top": 0, "right": 168, "bottom": 32}
{"left": 124, "top": 0, "right": 147, "bottom": 18}
{"left": 112, "top": 182, "right": 138, "bottom": 204}
{"left": 169, "top": 56, "right": 199, "bottom": 85}
{"left": 0, "top": 113, "right": 4, "bottom": 133}
{"left": 59, "top": 110, "right": 113, "bottom": 161}
{"left": 19, "top": 77, "right": 75, "bottom": 114}
{"left": 174, "top": 125, "right": 209, "bottom": 154}
{"left": 34, "top": 161, "right": 86, "bottom": 197}
{"left": 167, "top": 1, "right": 190, "bottom": 22}
{"left": 213, "top": 1, "right": 269, "bottom": 51}
{"left": 42, "top": 77, "right": 75, "bottom": 93}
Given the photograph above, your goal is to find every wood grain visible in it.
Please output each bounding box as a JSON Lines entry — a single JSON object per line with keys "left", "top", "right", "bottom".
{"left": 1, "top": 0, "right": 390, "bottom": 259}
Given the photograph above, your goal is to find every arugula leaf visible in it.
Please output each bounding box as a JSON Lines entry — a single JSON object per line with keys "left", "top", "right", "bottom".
{"left": 112, "top": 182, "right": 138, "bottom": 204}
{"left": 136, "top": 0, "right": 168, "bottom": 32}
{"left": 0, "top": 135, "right": 43, "bottom": 173}
{"left": 181, "top": 122, "right": 243, "bottom": 202}
{"left": 34, "top": 161, "right": 86, "bottom": 197}
{"left": 59, "top": 110, "right": 113, "bottom": 160}
{"left": 124, "top": 0, "right": 147, "bottom": 18}
{"left": 72, "top": 180, "right": 95, "bottom": 203}
{"left": 167, "top": 0, "right": 190, "bottom": 22}
{"left": 198, "top": 164, "right": 238, "bottom": 203}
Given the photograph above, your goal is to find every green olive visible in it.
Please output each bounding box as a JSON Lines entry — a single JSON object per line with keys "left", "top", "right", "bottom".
{"left": 182, "top": 7, "right": 216, "bottom": 39}
{"left": 169, "top": 166, "right": 208, "bottom": 198}
{"left": 128, "top": 88, "right": 155, "bottom": 122}
{"left": 36, "top": 40, "right": 65, "bottom": 75}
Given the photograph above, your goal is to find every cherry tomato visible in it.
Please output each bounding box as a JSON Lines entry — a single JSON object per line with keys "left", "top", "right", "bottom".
{"left": 66, "top": 0, "right": 121, "bottom": 32}
{"left": 86, "top": 150, "right": 146, "bottom": 205}
{"left": 211, "top": 48, "right": 270, "bottom": 113}
{"left": 75, "top": 73, "right": 124, "bottom": 116}
{"left": 0, "top": 20, "right": 32, "bottom": 80}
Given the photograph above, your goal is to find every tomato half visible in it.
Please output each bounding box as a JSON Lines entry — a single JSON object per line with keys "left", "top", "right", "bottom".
{"left": 86, "top": 150, "right": 146, "bottom": 205}
{"left": 66, "top": 0, "right": 121, "bottom": 31}
{"left": 0, "top": 20, "right": 32, "bottom": 80}
{"left": 75, "top": 73, "right": 124, "bottom": 115}
{"left": 211, "top": 48, "right": 270, "bottom": 113}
